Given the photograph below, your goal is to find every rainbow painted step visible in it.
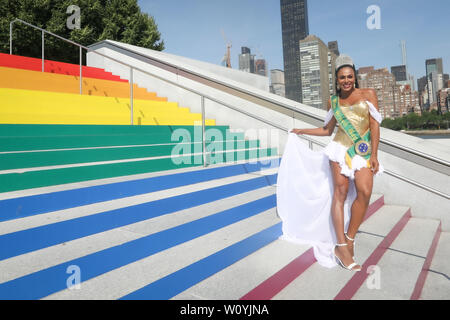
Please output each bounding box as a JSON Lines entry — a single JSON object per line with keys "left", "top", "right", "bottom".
{"left": 0, "top": 124, "right": 241, "bottom": 151}
{"left": 0, "top": 124, "right": 277, "bottom": 193}
{"left": 0, "top": 88, "right": 215, "bottom": 126}
{"left": 0, "top": 66, "right": 166, "bottom": 101}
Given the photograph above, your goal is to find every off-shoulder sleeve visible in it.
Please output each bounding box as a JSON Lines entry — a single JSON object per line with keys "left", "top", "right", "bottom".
{"left": 323, "top": 109, "right": 334, "bottom": 126}
{"left": 366, "top": 100, "right": 382, "bottom": 124}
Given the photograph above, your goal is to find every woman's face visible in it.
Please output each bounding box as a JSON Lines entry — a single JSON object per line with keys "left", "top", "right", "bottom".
{"left": 337, "top": 66, "right": 356, "bottom": 93}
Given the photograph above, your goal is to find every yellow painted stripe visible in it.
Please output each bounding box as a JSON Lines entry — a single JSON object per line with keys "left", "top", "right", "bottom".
{"left": 0, "top": 114, "right": 216, "bottom": 126}
{"left": 0, "top": 88, "right": 216, "bottom": 126}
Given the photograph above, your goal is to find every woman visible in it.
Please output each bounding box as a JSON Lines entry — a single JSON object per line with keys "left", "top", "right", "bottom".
{"left": 276, "top": 54, "right": 383, "bottom": 271}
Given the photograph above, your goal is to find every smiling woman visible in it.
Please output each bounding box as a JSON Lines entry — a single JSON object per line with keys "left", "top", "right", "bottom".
{"left": 278, "top": 54, "right": 384, "bottom": 272}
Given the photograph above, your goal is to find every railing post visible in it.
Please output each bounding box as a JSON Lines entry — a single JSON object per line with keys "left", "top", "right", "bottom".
{"left": 79, "top": 46, "right": 82, "bottom": 95}
{"left": 9, "top": 21, "right": 13, "bottom": 55}
{"left": 41, "top": 30, "right": 44, "bottom": 72}
{"left": 309, "top": 140, "right": 313, "bottom": 150}
{"left": 130, "top": 67, "right": 134, "bottom": 125}
{"left": 202, "top": 96, "right": 206, "bottom": 167}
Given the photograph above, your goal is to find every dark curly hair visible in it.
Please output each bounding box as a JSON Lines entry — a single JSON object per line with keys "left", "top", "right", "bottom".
{"left": 335, "top": 64, "right": 359, "bottom": 97}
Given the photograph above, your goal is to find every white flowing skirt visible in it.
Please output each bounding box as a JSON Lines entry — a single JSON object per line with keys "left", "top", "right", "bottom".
{"left": 276, "top": 133, "right": 383, "bottom": 268}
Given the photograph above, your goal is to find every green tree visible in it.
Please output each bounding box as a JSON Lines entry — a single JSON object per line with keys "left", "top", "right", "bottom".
{"left": 382, "top": 111, "right": 450, "bottom": 131}
{"left": 405, "top": 112, "right": 420, "bottom": 130}
{"left": 0, "top": 0, "right": 164, "bottom": 64}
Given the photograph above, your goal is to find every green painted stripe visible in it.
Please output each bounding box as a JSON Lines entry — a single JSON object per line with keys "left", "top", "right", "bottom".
{"left": 0, "top": 140, "right": 260, "bottom": 170}
{"left": 0, "top": 125, "right": 246, "bottom": 152}
{"left": 0, "top": 148, "right": 277, "bottom": 193}
{"left": 0, "top": 124, "right": 227, "bottom": 136}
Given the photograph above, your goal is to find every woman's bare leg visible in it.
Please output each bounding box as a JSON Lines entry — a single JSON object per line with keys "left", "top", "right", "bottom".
{"left": 329, "top": 161, "right": 360, "bottom": 269}
{"left": 346, "top": 167, "right": 374, "bottom": 257}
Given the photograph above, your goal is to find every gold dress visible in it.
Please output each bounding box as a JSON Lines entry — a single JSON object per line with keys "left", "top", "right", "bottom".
{"left": 323, "top": 100, "right": 383, "bottom": 179}
{"left": 332, "top": 101, "right": 371, "bottom": 149}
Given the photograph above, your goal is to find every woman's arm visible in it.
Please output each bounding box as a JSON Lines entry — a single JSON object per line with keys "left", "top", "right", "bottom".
{"left": 366, "top": 89, "right": 380, "bottom": 174}
{"left": 291, "top": 98, "right": 336, "bottom": 136}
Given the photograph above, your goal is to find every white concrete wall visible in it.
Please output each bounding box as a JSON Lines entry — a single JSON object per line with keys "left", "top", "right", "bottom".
{"left": 87, "top": 40, "right": 450, "bottom": 231}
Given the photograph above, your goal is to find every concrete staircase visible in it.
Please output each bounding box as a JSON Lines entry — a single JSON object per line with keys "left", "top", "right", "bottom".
{"left": 0, "top": 157, "right": 447, "bottom": 300}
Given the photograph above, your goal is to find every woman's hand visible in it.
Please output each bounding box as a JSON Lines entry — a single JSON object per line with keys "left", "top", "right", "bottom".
{"left": 369, "top": 156, "right": 379, "bottom": 175}
{"left": 291, "top": 129, "right": 304, "bottom": 135}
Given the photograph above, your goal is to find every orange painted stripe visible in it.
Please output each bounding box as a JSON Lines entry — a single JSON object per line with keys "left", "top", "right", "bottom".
{"left": 0, "top": 66, "right": 166, "bottom": 102}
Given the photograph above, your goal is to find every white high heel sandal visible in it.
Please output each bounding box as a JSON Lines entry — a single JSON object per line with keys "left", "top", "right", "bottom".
{"left": 334, "top": 243, "right": 361, "bottom": 272}
{"left": 345, "top": 233, "right": 356, "bottom": 260}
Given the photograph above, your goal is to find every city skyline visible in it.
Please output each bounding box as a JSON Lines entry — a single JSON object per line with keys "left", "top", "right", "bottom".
{"left": 139, "top": 0, "right": 449, "bottom": 85}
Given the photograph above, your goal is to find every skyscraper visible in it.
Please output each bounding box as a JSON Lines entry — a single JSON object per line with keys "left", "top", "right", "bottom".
{"left": 299, "top": 35, "right": 330, "bottom": 110}
{"left": 255, "top": 59, "right": 267, "bottom": 77}
{"left": 328, "top": 41, "right": 340, "bottom": 56}
{"left": 426, "top": 58, "right": 444, "bottom": 108}
{"left": 391, "top": 65, "right": 408, "bottom": 82}
{"left": 242, "top": 47, "right": 251, "bottom": 55}
{"left": 239, "top": 47, "right": 255, "bottom": 73}
{"left": 280, "top": 0, "right": 309, "bottom": 103}
{"left": 417, "top": 76, "right": 428, "bottom": 109}
{"left": 426, "top": 58, "right": 444, "bottom": 77}
{"left": 327, "top": 41, "right": 338, "bottom": 96}
{"left": 270, "top": 69, "right": 286, "bottom": 97}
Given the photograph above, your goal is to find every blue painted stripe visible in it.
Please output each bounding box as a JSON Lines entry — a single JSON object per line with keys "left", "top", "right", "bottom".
{"left": 0, "top": 195, "right": 277, "bottom": 300}
{"left": 120, "top": 223, "right": 282, "bottom": 300}
{"left": 0, "top": 159, "right": 280, "bottom": 222}
{"left": 0, "top": 174, "right": 277, "bottom": 261}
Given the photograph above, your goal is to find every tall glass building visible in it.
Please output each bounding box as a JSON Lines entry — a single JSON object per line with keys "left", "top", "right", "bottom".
{"left": 391, "top": 65, "right": 408, "bottom": 82}
{"left": 280, "top": 0, "right": 309, "bottom": 103}
{"left": 426, "top": 58, "right": 443, "bottom": 77}
{"left": 426, "top": 58, "right": 444, "bottom": 108}
{"left": 299, "top": 35, "right": 331, "bottom": 110}
{"left": 239, "top": 47, "right": 256, "bottom": 74}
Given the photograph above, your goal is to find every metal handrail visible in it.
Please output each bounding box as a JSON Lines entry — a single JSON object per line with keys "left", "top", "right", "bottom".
{"left": 10, "top": 19, "right": 84, "bottom": 95}
{"left": 9, "top": 19, "right": 449, "bottom": 200}
{"left": 384, "top": 169, "right": 449, "bottom": 200}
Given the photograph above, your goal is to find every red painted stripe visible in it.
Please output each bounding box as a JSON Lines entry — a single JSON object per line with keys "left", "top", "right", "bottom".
{"left": 410, "top": 221, "right": 442, "bottom": 300}
{"left": 334, "top": 208, "right": 412, "bottom": 300}
{"left": 239, "top": 195, "right": 385, "bottom": 300}
{"left": 0, "top": 53, "right": 127, "bottom": 82}
{"left": 240, "top": 248, "right": 316, "bottom": 300}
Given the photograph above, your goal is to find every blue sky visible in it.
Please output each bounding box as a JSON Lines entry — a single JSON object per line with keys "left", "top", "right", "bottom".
{"left": 138, "top": 0, "right": 450, "bottom": 83}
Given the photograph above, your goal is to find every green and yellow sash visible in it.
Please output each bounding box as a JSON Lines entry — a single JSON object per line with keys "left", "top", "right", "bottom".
{"left": 331, "top": 95, "right": 372, "bottom": 169}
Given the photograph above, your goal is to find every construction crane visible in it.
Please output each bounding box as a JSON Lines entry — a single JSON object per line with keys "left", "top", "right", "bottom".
{"left": 220, "top": 29, "right": 232, "bottom": 68}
